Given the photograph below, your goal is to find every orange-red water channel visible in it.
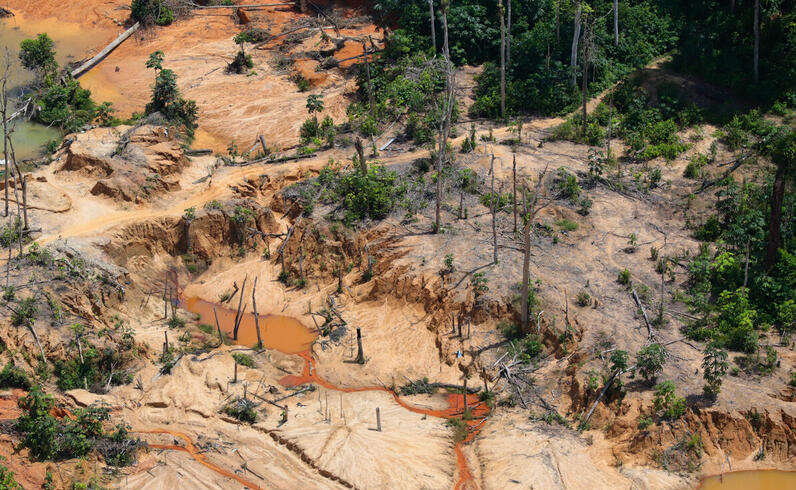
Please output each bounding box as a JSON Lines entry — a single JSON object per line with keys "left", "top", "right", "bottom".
{"left": 152, "top": 295, "right": 490, "bottom": 489}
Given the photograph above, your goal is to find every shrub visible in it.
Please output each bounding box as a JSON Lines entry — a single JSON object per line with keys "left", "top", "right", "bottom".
{"left": 223, "top": 397, "right": 258, "bottom": 423}
{"left": 0, "top": 457, "right": 20, "bottom": 489}
{"left": 556, "top": 219, "right": 578, "bottom": 232}
{"left": 232, "top": 353, "right": 255, "bottom": 368}
{"left": 576, "top": 291, "right": 591, "bottom": 307}
{"left": 0, "top": 362, "right": 32, "bottom": 390}
{"left": 11, "top": 297, "right": 38, "bottom": 327}
{"left": 636, "top": 343, "right": 667, "bottom": 384}
{"left": 317, "top": 165, "right": 406, "bottom": 225}
{"left": 131, "top": 0, "right": 174, "bottom": 26}
{"left": 617, "top": 268, "right": 631, "bottom": 286}
{"left": 610, "top": 350, "right": 629, "bottom": 373}
{"left": 555, "top": 168, "right": 581, "bottom": 202}
{"left": 702, "top": 343, "right": 728, "bottom": 399}
{"left": 638, "top": 416, "right": 653, "bottom": 430}
{"left": 19, "top": 33, "right": 56, "bottom": 77}
{"left": 144, "top": 51, "right": 198, "bottom": 138}
{"left": 653, "top": 381, "right": 686, "bottom": 420}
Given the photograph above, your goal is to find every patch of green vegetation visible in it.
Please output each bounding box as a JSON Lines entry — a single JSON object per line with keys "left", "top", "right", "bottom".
{"left": 399, "top": 377, "right": 436, "bottom": 395}
{"left": 556, "top": 218, "right": 578, "bottom": 232}
{"left": 15, "top": 386, "right": 143, "bottom": 464}
{"left": 222, "top": 397, "right": 258, "bottom": 423}
{"left": 144, "top": 51, "right": 199, "bottom": 139}
{"left": 315, "top": 164, "right": 407, "bottom": 225}
{"left": 0, "top": 362, "right": 32, "bottom": 390}
{"left": 130, "top": 0, "right": 174, "bottom": 26}
{"left": 53, "top": 338, "right": 135, "bottom": 392}
{"left": 0, "top": 457, "right": 21, "bottom": 489}
{"left": 232, "top": 352, "right": 256, "bottom": 368}
{"left": 652, "top": 380, "right": 686, "bottom": 420}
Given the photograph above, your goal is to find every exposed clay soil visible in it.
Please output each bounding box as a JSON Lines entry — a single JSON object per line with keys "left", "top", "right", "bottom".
{"left": 0, "top": 2, "right": 793, "bottom": 489}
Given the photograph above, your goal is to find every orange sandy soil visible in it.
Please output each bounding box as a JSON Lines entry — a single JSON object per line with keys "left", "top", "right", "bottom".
{"left": 4, "top": 0, "right": 376, "bottom": 152}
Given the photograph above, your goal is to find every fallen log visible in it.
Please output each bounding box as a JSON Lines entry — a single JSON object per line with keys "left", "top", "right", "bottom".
{"left": 191, "top": 2, "right": 294, "bottom": 8}
{"left": 185, "top": 148, "right": 213, "bottom": 156}
{"left": 0, "top": 6, "right": 13, "bottom": 17}
{"left": 71, "top": 22, "right": 140, "bottom": 79}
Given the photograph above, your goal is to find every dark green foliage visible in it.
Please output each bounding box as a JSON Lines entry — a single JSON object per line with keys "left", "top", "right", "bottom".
{"left": 35, "top": 77, "right": 97, "bottom": 133}
{"left": 653, "top": 380, "right": 686, "bottom": 420}
{"left": 223, "top": 397, "right": 258, "bottom": 423}
{"left": 702, "top": 343, "right": 728, "bottom": 399}
{"left": 636, "top": 343, "right": 667, "bottom": 384}
{"left": 15, "top": 386, "right": 142, "bottom": 464}
{"left": 232, "top": 352, "right": 255, "bottom": 368}
{"left": 0, "top": 362, "right": 31, "bottom": 389}
{"left": 227, "top": 51, "right": 253, "bottom": 74}
{"left": 347, "top": 46, "right": 455, "bottom": 143}
{"left": 144, "top": 51, "right": 198, "bottom": 138}
{"left": 53, "top": 342, "right": 134, "bottom": 392}
{"left": 11, "top": 297, "right": 38, "bottom": 327}
{"left": 554, "top": 168, "right": 581, "bottom": 202}
{"left": 131, "top": 0, "right": 174, "bottom": 26}
{"left": 19, "top": 33, "right": 56, "bottom": 76}
{"left": 684, "top": 139, "right": 795, "bottom": 351}
{"left": 316, "top": 164, "right": 407, "bottom": 225}
{"left": 399, "top": 377, "right": 436, "bottom": 395}
{"left": 669, "top": 0, "right": 795, "bottom": 103}
{"left": 610, "top": 350, "right": 629, "bottom": 373}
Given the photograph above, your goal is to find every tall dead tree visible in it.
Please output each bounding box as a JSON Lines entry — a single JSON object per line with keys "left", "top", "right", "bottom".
{"left": 2, "top": 50, "right": 9, "bottom": 217}
{"left": 355, "top": 137, "right": 366, "bottom": 175}
{"left": 252, "top": 277, "right": 263, "bottom": 349}
{"left": 753, "top": 0, "right": 760, "bottom": 83}
{"left": 570, "top": 1, "right": 583, "bottom": 87}
{"left": 506, "top": 0, "right": 512, "bottom": 68}
{"left": 428, "top": 0, "right": 437, "bottom": 54}
{"left": 512, "top": 155, "right": 517, "bottom": 233}
{"left": 580, "top": 14, "right": 596, "bottom": 134}
{"left": 490, "top": 154, "right": 498, "bottom": 264}
{"left": 434, "top": 0, "right": 455, "bottom": 233}
{"left": 613, "top": 0, "right": 619, "bottom": 45}
{"left": 520, "top": 166, "right": 550, "bottom": 331}
{"left": 232, "top": 275, "right": 248, "bottom": 340}
{"left": 498, "top": 0, "right": 507, "bottom": 119}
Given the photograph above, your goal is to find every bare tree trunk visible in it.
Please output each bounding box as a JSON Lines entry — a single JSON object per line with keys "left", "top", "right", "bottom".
{"left": 607, "top": 99, "right": 613, "bottom": 159}
{"left": 428, "top": 0, "right": 436, "bottom": 54}
{"left": 512, "top": 155, "right": 517, "bottom": 233}
{"left": 1, "top": 53, "right": 8, "bottom": 218}
{"left": 499, "top": 0, "right": 507, "bottom": 119}
{"left": 521, "top": 187, "right": 531, "bottom": 330}
{"left": 252, "top": 277, "right": 262, "bottom": 349}
{"left": 506, "top": 0, "right": 512, "bottom": 68}
{"left": 521, "top": 167, "right": 549, "bottom": 331}
{"left": 434, "top": 4, "right": 454, "bottom": 233}
{"left": 362, "top": 41, "right": 375, "bottom": 115}
{"left": 580, "top": 19, "right": 593, "bottom": 132}
{"left": 555, "top": 0, "right": 560, "bottom": 44}
{"left": 764, "top": 162, "right": 786, "bottom": 270}
{"left": 233, "top": 275, "right": 248, "bottom": 340}
{"left": 355, "top": 138, "right": 366, "bottom": 175}
{"left": 613, "top": 0, "right": 619, "bottom": 45}
{"left": 491, "top": 154, "right": 498, "bottom": 264}
{"left": 355, "top": 327, "right": 365, "bottom": 364}
{"left": 570, "top": 2, "right": 582, "bottom": 87}
{"left": 21, "top": 175, "right": 27, "bottom": 230}
{"left": 753, "top": 0, "right": 760, "bottom": 83}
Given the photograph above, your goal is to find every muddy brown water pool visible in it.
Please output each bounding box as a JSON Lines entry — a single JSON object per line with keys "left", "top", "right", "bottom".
{"left": 183, "top": 296, "right": 317, "bottom": 353}
{"left": 698, "top": 470, "right": 795, "bottom": 489}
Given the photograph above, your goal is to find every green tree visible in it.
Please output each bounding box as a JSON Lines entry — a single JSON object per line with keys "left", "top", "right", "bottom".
{"left": 636, "top": 343, "right": 666, "bottom": 385}
{"left": 19, "top": 33, "right": 57, "bottom": 78}
{"left": 306, "top": 94, "right": 324, "bottom": 114}
{"left": 653, "top": 380, "right": 686, "bottom": 420}
{"left": 144, "top": 51, "right": 198, "bottom": 138}
{"left": 702, "top": 343, "right": 728, "bottom": 400}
